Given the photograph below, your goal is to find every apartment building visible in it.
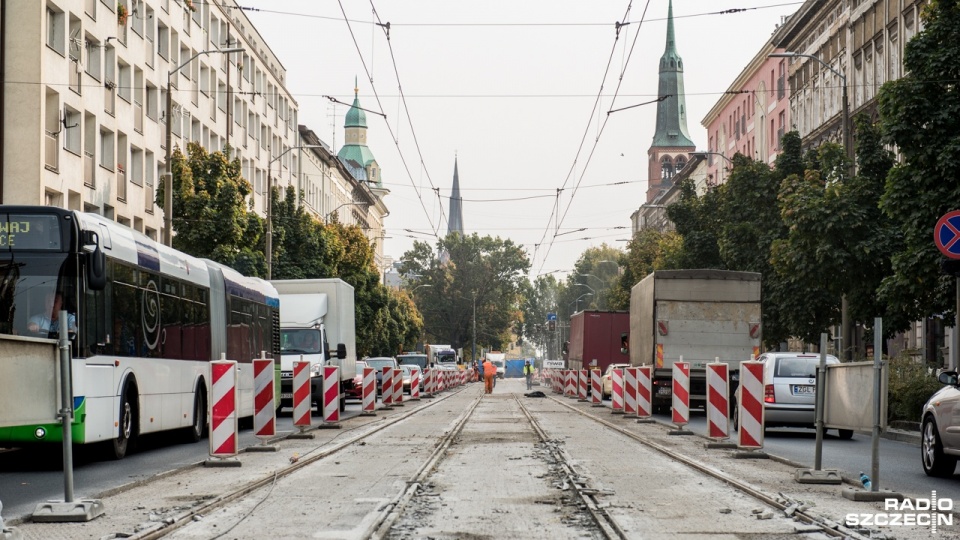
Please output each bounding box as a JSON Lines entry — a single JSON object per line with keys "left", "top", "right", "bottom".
{"left": 2, "top": 0, "right": 300, "bottom": 242}
{"left": 701, "top": 37, "right": 792, "bottom": 187}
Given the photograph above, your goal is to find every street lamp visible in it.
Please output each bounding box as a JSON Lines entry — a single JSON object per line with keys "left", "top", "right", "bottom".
{"left": 164, "top": 47, "right": 245, "bottom": 247}
{"left": 570, "top": 292, "right": 593, "bottom": 314}
{"left": 410, "top": 284, "right": 433, "bottom": 294}
{"left": 771, "top": 51, "right": 853, "bottom": 359}
{"left": 325, "top": 201, "right": 370, "bottom": 224}
{"left": 691, "top": 151, "right": 733, "bottom": 165}
{"left": 265, "top": 145, "right": 324, "bottom": 280}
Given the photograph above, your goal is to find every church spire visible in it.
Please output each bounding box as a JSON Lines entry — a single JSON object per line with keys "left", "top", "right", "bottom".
{"left": 447, "top": 156, "right": 464, "bottom": 236}
{"left": 651, "top": 0, "right": 694, "bottom": 148}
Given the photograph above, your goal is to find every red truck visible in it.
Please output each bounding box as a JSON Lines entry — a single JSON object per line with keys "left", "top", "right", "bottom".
{"left": 564, "top": 310, "right": 630, "bottom": 372}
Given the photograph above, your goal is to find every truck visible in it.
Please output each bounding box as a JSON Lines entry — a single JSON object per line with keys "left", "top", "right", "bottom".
{"left": 425, "top": 343, "right": 458, "bottom": 369}
{"left": 629, "top": 269, "right": 761, "bottom": 412}
{"left": 564, "top": 310, "right": 630, "bottom": 373}
{"left": 271, "top": 278, "right": 358, "bottom": 413}
{"left": 485, "top": 352, "right": 506, "bottom": 378}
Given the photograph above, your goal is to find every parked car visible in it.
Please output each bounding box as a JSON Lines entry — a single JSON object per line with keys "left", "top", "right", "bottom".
{"left": 921, "top": 371, "right": 960, "bottom": 477}
{"left": 601, "top": 363, "right": 632, "bottom": 399}
{"left": 397, "top": 353, "right": 429, "bottom": 371}
{"left": 400, "top": 364, "right": 418, "bottom": 394}
{"left": 364, "top": 356, "right": 398, "bottom": 396}
{"left": 732, "top": 352, "right": 848, "bottom": 438}
{"left": 344, "top": 361, "right": 367, "bottom": 401}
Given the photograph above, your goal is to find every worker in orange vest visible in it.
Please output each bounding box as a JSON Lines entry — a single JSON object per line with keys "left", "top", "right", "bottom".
{"left": 482, "top": 358, "right": 497, "bottom": 394}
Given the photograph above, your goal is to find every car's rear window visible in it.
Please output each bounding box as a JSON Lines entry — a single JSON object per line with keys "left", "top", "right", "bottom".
{"left": 774, "top": 357, "right": 820, "bottom": 378}
{"left": 366, "top": 358, "right": 396, "bottom": 369}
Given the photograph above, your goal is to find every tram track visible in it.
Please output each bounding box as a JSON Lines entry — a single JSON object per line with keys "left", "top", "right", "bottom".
{"left": 128, "top": 387, "right": 470, "bottom": 540}
{"left": 545, "top": 394, "right": 870, "bottom": 540}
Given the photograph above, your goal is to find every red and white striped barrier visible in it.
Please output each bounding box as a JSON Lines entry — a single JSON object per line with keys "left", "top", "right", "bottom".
{"left": 292, "top": 359, "right": 313, "bottom": 429}
{"left": 738, "top": 361, "right": 765, "bottom": 449}
{"left": 392, "top": 366, "right": 404, "bottom": 405}
{"left": 672, "top": 361, "right": 690, "bottom": 426}
{"left": 410, "top": 368, "right": 421, "bottom": 400}
{"left": 209, "top": 359, "right": 238, "bottom": 457}
{"left": 591, "top": 369, "right": 603, "bottom": 406}
{"left": 253, "top": 358, "right": 276, "bottom": 439}
{"left": 381, "top": 367, "right": 395, "bottom": 406}
{"left": 611, "top": 368, "right": 625, "bottom": 414}
{"left": 707, "top": 362, "right": 730, "bottom": 440}
{"left": 322, "top": 366, "right": 340, "bottom": 425}
{"left": 623, "top": 367, "right": 639, "bottom": 416}
{"left": 423, "top": 368, "right": 433, "bottom": 395}
{"left": 361, "top": 366, "right": 377, "bottom": 414}
{"left": 578, "top": 370, "right": 588, "bottom": 401}
{"left": 566, "top": 370, "right": 576, "bottom": 397}
{"left": 637, "top": 365, "right": 653, "bottom": 418}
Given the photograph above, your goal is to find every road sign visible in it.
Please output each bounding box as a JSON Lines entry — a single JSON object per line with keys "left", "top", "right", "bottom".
{"left": 935, "top": 210, "right": 960, "bottom": 260}
{"left": 546, "top": 312, "right": 557, "bottom": 321}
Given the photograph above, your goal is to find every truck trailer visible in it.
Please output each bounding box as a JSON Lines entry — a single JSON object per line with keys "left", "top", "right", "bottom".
{"left": 271, "top": 278, "right": 358, "bottom": 414}
{"left": 628, "top": 269, "right": 761, "bottom": 412}
{"left": 565, "top": 310, "right": 630, "bottom": 373}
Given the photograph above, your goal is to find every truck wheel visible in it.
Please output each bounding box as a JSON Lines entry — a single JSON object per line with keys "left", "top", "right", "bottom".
{"left": 340, "top": 393, "right": 347, "bottom": 412}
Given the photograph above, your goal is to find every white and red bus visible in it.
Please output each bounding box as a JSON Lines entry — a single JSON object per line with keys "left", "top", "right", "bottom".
{"left": 0, "top": 206, "right": 279, "bottom": 459}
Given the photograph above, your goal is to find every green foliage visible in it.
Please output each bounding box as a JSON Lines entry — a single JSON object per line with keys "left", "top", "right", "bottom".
{"left": 555, "top": 244, "right": 624, "bottom": 323}
{"left": 519, "top": 275, "right": 559, "bottom": 352}
{"left": 400, "top": 233, "right": 529, "bottom": 353}
{"left": 666, "top": 177, "right": 723, "bottom": 269}
{"left": 877, "top": 0, "right": 960, "bottom": 327}
{"left": 608, "top": 229, "right": 681, "bottom": 310}
{"left": 886, "top": 355, "right": 944, "bottom": 423}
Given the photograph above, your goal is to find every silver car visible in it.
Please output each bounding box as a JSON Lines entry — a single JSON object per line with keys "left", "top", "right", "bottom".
{"left": 921, "top": 371, "right": 960, "bottom": 477}
{"left": 733, "top": 352, "right": 849, "bottom": 438}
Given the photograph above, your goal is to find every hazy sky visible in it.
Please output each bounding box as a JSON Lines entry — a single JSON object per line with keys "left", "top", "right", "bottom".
{"left": 242, "top": 0, "right": 800, "bottom": 277}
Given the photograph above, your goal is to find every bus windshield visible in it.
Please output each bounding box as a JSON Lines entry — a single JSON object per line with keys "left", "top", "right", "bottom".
{"left": 0, "top": 255, "right": 71, "bottom": 337}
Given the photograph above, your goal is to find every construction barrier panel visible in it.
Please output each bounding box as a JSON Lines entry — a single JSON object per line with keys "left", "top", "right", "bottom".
{"left": 672, "top": 361, "right": 690, "bottom": 426}
{"left": 253, "top": 357, "right": 276, "bottom": 439}
{"left": 209, "top": 359, "right": 238, "bottom": 457}
{"left": 624, "top": 367, "right": 639, "bottom": 416}
{"left": 410, "top": 368, "right": 421, "bottom": 400}
{"left": 611, "top": 368, "right": 625, "bottom": 414}
{"left": 292, "top": 360, "right": 312, "bottom": 429}
{"left": 578, "top": 370, "right": 588, "bottom": 401}
{"left": 424, "top": 368, "right": 433, "bottom": 395}
{"left": 637, "top": 365, "right": 653, "bottom": 418}
{"left": 322, "top": 366, "right": 340, "bottom": 425}
{"left": 382, "top": 367, "right": 395, "bottom": 406}
{"left": 362, "top": 366, "right": 377, "bottom": 413}
{"left": 392, "top": 366, "right": 404, "bottom": 405}
{"left": 566, "top": 370, "right": 576, "bottom": 397}
{"left": 591, "top": 369, "right": 603, "bottom": 406}
{"left": 706, "top": 362, "right": 730, "bottom": 440}
{"left": 738, "top": 361, "right": 765, "bottom": 449}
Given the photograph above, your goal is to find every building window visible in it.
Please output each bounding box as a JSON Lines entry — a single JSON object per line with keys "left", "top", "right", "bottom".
{"left": 660, "top": 156, "right": 674, "bottom": 180}
{"left": 63, "top": 107, "right": 81, "bottom": 155}
{"left": 46, "top": 6, "right": 65, "bottom": 55}
{"left": 99, "top": 128, "right": 115, "bottom": 170}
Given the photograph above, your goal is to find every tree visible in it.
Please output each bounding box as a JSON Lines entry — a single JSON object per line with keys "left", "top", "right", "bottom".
{"left": 555, "top": 245, "right": 624, "bottom": 323}
{"left": 270, "top": 186, "right": 341, "bottom": 280}
{"left": 400, "top": 233, "right": 529, "bottom": 357}
{"left": 156, "top": 143, "right": 265, "bottom": 274}
{"left": 666, "top": 175, "right": 725, "bottom": 269}
{"left": 608, "top": 228, "right": 683, "bottom": 310}
{"left": 519, "top": 275, "right": 559, "bottom": 353}
{"left": 878, "top": 0, "right": 960, "bottom": 325}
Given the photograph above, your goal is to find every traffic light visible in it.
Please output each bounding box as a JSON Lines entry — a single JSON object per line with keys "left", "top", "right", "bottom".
{"left": 548, "top": 320, "right": 556, "bottom": 332}
{"left": 620, "top": 332, "right": 629, "bottom": 354}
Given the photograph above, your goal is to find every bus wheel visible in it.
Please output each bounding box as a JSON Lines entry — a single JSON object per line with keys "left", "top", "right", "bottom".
{"left": 111, "top": 387, "right": 137, "bottom": 460}
{"left": 185, "top": 386, "right": 207, "bottom": 443}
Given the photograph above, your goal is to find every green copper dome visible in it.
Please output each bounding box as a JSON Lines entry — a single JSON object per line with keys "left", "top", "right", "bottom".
{"left": 345, "top": 88, "right": 366, "bottom": 128}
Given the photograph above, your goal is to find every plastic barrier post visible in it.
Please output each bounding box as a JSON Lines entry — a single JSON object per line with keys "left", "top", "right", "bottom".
{"left": 738, "top": 361, "right": 765, "bottom": 450}
{"left": 410, "top": 368, "right": 421, "bottom": 400}
{"left": 361, "top": 366, "right": 377, "bottom": 416}
{"left": 636, "top": 365, "right": 654, "bottom": 421}
{"left": 251, "top": 357, "right": 278, "bottom": 451}
{"left": 672, "top": 361, "right": 690, "bottom": 427}
{"left": 623, "top": 367, "right": 638, "bottom": 416}
{"left": 320, "top": 366, "right": 341, "bottom": 428}
{"left": 381, "top": 367, "right": 395, "bottom": 407}
{"left": 611, "top": 368, "right": 625, "bottom": 414}
{"left": 392, "top": 366, "right": 404, "bottom": 406}
{"left": 207, "top": 360, "right": 240, "bottom": 465}
{"left": 706, "top": 362, "right": 730, "bottom": 440}
{"left": 578, "top": 369, "right": 588, "bottom": 401}
{"left": 591, "top": 369, "right": 603, "bottom": 406}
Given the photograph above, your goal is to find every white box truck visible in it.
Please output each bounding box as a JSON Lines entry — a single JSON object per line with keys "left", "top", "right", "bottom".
{"left": 629, "top": 269, "right": 762, "bottom": 412}
{"left": 271, "top": 278, "right": 357, "bottom": 413}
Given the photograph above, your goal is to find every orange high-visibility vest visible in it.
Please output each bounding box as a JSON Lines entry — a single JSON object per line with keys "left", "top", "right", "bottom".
{"left": 483, "top": 361, "right": 497, "bottom": 377}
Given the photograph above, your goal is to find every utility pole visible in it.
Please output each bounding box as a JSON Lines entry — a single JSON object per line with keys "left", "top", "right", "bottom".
{"left": 472, "top": 292, "right": 477, "bottom": 363}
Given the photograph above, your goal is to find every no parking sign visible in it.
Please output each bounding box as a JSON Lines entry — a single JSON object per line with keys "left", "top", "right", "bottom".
{"left": 935, "top": 210, "right": 960, "bottom": 260}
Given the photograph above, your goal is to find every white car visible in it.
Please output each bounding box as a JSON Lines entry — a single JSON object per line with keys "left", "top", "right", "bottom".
{"left": 921, "top": 371, "right": 960, "bottom": 477}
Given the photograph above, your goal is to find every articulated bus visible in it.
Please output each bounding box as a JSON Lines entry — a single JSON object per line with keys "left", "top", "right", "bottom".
{"left": 0, "top": 206, "right": 279, "bottom": 459}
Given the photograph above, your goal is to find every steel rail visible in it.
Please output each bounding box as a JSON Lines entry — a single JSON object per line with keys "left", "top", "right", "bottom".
{"left": 547, "top": 395, "right": 869, "bottom": 540}
{"left": 128, "top": 386, "right": 469, "bottom": 539}
{"left": 515, "top": 396, "right": 629, "bottom": 540}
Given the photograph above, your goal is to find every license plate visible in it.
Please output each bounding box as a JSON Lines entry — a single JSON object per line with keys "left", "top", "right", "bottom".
{"left": 657, "top": 386, "right": 672, "bottom": 396}
{"left": 791, "top": 385, "right": 815, "bottom": 396}
{"left": 280, "top": 393, "right": 293, "bottom": 399}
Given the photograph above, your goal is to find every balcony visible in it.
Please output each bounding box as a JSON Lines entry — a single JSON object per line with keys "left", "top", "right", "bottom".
{"left": 84, "top": 151, "right": 95, "bottom": 187}
{"left": 134, "top": 101, "right": 144, "bottom": 133}
{"left": 105, "top": 81, "right": 116, "bottom": 115}
{"left": 44, "top": 131, "right": 59, "bottom": 172}
{"left": 116, "top": 168, "right": 127, "bottom": 202}
{"left": 777, "top": 76, "right": 786, "bottom": 100}
{"left": 69, "top": 57, "right": 81, "bottom": 94}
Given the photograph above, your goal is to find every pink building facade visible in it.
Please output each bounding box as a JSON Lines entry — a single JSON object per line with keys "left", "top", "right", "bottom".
{"left": 701, "top": 39, "right": 792, "bottom": 187}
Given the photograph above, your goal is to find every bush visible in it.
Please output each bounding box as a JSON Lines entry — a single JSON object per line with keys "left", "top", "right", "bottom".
{"left": 886, "top": 355, "right": 944, "bottom": 423}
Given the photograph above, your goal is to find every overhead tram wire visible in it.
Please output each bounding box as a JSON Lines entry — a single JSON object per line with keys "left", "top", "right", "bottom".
{"left": 533, "top": 0, "right": 653, "bottom": 277}
{"left": 335, "top": 0, "right": 444, "bottom": 239}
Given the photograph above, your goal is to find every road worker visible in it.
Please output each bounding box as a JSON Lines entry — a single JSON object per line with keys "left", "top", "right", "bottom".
{"left": 482, "top": 358, "right": 497, "bottom": 394}
{"left": 523, "top": 359, "right": 535, "bottom": 390}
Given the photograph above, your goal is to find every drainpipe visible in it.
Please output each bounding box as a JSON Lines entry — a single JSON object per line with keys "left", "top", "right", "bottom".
{"left": 0, "top": 0, "right": 6, "bottom": 203}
